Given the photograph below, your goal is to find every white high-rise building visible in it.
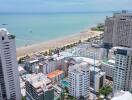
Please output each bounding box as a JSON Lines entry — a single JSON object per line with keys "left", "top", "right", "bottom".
{"left": 113, "top": 47, "right": 132, "bottom": 93}
{"left": 0, "top": 29, "right": 21, "bottom": 100}
{"left": 104, "top": 10, "right": 132, "bottom": 49}
{"left": 68, "top": 62, "right": 90, "bottom": 99}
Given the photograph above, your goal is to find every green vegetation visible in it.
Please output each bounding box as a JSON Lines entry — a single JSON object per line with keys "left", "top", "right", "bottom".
{"left": 48, "top": 49, "right": 53, "bottom": 56}
{"left": 22, "top": 96, "right": 26, "bottom": 100}
{"left": 58, "top": 87, "right": 76, "bottom": 100}
{"left": 99, "top": 86, "right": 112, "bottom": 97}
{"left": 8, "top": 34, "right": 16, "bottom": 39}
{"left": 18, "top": 57, "right": 25, "bottom": 64}
{"left": 78, "top": 40, "right": 82, "bottom": 44}
{"left": 43, "top": 51, "right": 48, "bottom": 56}
{"left": 91, "top": 24, "right": 104, "bottom": 31}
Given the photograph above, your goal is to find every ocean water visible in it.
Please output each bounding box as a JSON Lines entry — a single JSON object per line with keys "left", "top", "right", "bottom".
{"left": 0, "top": 12, "right": 112, "bottom": 47}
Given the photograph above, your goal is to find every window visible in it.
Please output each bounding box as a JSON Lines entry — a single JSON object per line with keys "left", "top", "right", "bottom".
{"left": 2, "top": 36, "right": 4, "bottom": 40}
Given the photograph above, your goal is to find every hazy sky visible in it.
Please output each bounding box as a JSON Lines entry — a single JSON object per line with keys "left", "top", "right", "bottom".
{"left": 0, "top": 0, "right": 132, "bottom": 13}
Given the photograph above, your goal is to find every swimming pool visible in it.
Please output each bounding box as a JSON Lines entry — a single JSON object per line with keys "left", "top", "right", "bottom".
{"left": 60, "top": 80, "right": 69, "bottom": 88}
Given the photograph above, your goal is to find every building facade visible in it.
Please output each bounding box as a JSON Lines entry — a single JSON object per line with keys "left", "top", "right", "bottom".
{"left": 0, "top": 29, "right": 21, "bottom": 100}
{"left": 113, "top": 47, "right": 132, "bottom": 93}
{"left": 68, "top": 62, "right": 90, "bottom": 99}
{"left": 25, "top": 73, "right": 54, "bottom": 100}
{"left": 104, "top": 11, "right": 132, "bottom": 49}
{"left": 101, "top": 59, "right": 115, "bottom": 80}
{"left": 89, "top": 67, "right": 106, "bottom": 92}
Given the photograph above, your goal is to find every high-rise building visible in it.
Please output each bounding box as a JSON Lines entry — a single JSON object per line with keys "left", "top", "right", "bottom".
{"left": 0, "top": 28, "right": 21, "bottom": 100}
{"left": 89, "top": 67, "right": 105, "bottom": 92}
{"left": 25, "top": 73, "right": 54, "bottom": 100}
{"left": 112, "top": 47, "right": 132, "bottom": 93}
{"left": 68, "top": 62, "right": 90, "bottom": 99}
{"left": 104, "top": 10, "right": 132, "bottom": 49}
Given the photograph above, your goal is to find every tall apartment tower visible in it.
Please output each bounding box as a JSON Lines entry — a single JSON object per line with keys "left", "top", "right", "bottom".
{"left": 68, "top": 62, "right": 90, "bottom": 99}
{"left": 104, "top": 10, "right": 132, "bottom": 49}
{"left": 0, "top": 29, "right": 21, "bottom": 100}
{"left": 112, "top": 47, "right": 132, "bottom": 93}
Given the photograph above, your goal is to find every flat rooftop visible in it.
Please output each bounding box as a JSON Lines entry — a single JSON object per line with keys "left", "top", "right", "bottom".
{"left": 47, "top": 70, "right": 64, "bottom": 79}
{"left": 69, "top": 62, "right": 90, "bottom": 74}
{"left": 72, "top": 57, "right": 100, "bottom": 66}
{"left": 86, "top": 47, "right": 101, "bottom": 52}
{"left": 112, "top": 91, "right": 132, "bottom": 100}
{"left": 26, "top": 73, "right": 51, "bottom": 89}
{"left": 52, "top": 52, "right": 73, "bottom": 60}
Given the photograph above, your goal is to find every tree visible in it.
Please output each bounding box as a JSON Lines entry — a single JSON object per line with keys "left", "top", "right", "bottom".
{"left": 43, "top": 51, "right": 48, "bottom": 56}
{"left": 99, "top": 86, "right": 112, "bottom": 97}
{"left": 22, "top": 96, "right": 26, "bottom": 100}
{"left": 64, "top": 87, "right": 69, "bottom": 93}
{"left": 78, "top": 40, "right": 82, "bottom": 44}
{"left": 48, "top": 49, "right": 53, "bottom": 56}
{"left": 66, "top": 45, "right": 70, "bottom": 49}
{"left": 18, "top": 57, "right": 24, "bottom": 64}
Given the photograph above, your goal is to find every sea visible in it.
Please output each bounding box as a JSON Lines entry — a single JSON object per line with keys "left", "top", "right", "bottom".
{"left": 0, "top": 12, "right": 112, "bottom": 47}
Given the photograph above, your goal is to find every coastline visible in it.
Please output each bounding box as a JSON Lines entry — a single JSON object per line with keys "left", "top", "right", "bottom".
{"left": 16, "top": 29, "right": 103, "bottom": 58}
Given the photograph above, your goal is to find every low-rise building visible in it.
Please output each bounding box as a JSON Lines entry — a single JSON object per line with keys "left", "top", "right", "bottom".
{"left": 70, "top": 42, "right": 105, "bottom": 60}
{"left": 25, "top": 73, "right": 54, "bottom": 100}
{"left": 18, "top": 66, "right": 27, "bottom": 76}
{"left": 24, "top": 59, "right": 40, "bottom": 73}
{"left": 40, "top": 57, "right": 57, "bottom": 74}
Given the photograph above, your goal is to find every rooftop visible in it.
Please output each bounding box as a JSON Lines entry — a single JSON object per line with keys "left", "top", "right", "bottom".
{"left": 112, "top": 91, "right": 132, "bottom": 100}
{"left": 72, "top": 57, "right": 100, "bottom": 66}
{"left": 86, "top": 46, "right": 101, "bottom": 52}
{"left": 69, "top": 62, "right": 90, "bottom": 74}
{"left": 47, "top": 70, "right": 64, "bottom": 79}
{"left": 18, "top": 66, "right": 25, "bottom": 72}
{"left": 112, "top": 46, "right": 132, "bottom": 52}
{"left": 25, "top": 73, "right": 51, "bottom": 89}
{"left": 102, "top": 59, "right": 115, "bottom": 66}
{"left": 0, "top": 28, "right": 9, "bottom": 35}
{"left": 0, "top": 28, "right": 15, "bottom": 39}
{"left": 29, "top": 59, "right": 39, "bottom": 64}
{"left": 52, "top": 51, "right": 73, "bottom": 60}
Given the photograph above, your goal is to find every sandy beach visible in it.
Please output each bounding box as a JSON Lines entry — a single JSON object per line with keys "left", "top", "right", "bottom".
{"left": 16, "top": 29, "right": 103, "bottom": 58}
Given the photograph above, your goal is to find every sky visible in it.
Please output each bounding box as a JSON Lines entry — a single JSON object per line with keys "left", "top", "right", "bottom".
{"left": 0, "top": 0, "right": 132, "bottom": 13}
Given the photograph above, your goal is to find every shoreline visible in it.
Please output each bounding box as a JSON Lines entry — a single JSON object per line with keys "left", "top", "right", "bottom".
{"left": 16, "top": 29, "right": 103, "bottom": 58}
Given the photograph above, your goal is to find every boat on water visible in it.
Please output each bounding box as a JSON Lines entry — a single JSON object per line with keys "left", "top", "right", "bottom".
{"left": 1, "top": 24, "right": 8, "bottom": 25}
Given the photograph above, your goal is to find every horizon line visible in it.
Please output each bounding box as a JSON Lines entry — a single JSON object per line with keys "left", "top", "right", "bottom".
{"left": 0, "top": 10, "right": 131, "bottom": 14}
